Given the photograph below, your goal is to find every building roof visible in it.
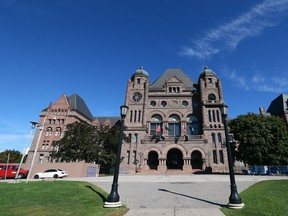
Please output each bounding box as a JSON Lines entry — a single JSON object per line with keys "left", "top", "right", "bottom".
{"left": 267, "top": 93, "right": 288, "bottom": 116}
{"left": 131, "top": 67, "right": 149, "bottom": 80}
{"left": 199, "top": 66, "right": 216, "bottom": 77}
{"left": 67, "top": 94, "right": 94, "bottom": 121}
{"left": 150, "top": 68, "right": 195, "bottom": 91}
{"left": 93, "top": 116, "right": 120, "bottom": 125}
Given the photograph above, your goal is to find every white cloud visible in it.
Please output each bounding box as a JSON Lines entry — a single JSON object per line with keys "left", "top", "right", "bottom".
{"left": 223, "top": 69, "right": 250, "bottom": 90}
{"left": 252, "top": 74, "right": 266, "bottom": 84}
{"left": 224, "top": 68, "right": 288, "bottom": 93}
{"left": 180, "top": 0, "right": 288, "bottom": 59}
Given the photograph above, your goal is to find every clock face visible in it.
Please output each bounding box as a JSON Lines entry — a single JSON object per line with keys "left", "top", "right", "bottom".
{"left": 132, "top": 92, "right": 142, "bottom": 102}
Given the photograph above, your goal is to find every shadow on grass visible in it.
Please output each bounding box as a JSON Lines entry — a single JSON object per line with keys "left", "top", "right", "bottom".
{"left": 85, "top": 185, "right": 107, "bottom": 203}
{"left": 158, "top": 188, "right": 226, "bottom": 208}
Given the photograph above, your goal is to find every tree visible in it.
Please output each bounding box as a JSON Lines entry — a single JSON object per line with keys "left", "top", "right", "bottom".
{"left": 51, "top": 122, "right": 100, "bottom": 163}
{"left": 229, "top": 113, "right": 288, "bottom": 165}
{"left": 51, "top": 121, "right": 125, "bottom": 168}
{"left": 0, "top": 150, "right": 22, "bottom": 163}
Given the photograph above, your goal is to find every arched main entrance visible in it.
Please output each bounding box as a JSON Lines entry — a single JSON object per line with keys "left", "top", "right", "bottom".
{"left": 166, "top": 148, "right": 183, "bottom": 169}
{"left": 191, "top": 150, "right": 203, "bottom": 169}
{"left": 148, "top": 151, "right": 159, "bottom": 170}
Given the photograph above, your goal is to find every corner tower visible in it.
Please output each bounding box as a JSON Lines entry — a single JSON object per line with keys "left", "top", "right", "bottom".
{"left": 124, "top": 67, "right": 150, "bottom": 166}
{"left": 198, "top": 67, "right": 224, "bottom": 129}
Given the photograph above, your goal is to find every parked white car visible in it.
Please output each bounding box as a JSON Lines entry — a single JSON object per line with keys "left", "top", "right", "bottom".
{"left": 33, "top": 169, "right": 68, "bottom": 179}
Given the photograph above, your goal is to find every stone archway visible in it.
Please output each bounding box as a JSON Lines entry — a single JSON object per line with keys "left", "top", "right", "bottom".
{"left": 166, "top": 148, "right": 183, "bottom": 170}
{"left": 147, "top": 151, "right": 159, "bottom": 170}
{"left": 191, "top": 150, "right": 203, "bottom": 170}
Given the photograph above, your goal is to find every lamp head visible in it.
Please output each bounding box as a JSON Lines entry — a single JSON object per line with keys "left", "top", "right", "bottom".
{"left": 120, "top": 105, "right": 129, "bottom": 119}
{"left": 30, "top": 121, "right": 39, "bottom": 129}
{"left": 221, "top": 104, "right": 228, "bottom": 117}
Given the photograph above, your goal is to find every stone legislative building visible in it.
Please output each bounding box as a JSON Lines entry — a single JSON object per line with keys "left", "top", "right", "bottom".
{"left": 26, "top": 67, "right": 241, "bottom": 175}
{"left": 121, "top": 67, "right": 233, "bottom": 174}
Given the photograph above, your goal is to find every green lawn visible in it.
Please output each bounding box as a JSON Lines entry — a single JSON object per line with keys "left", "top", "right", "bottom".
{"left": 0, "top": 180, "right": 128, "bottom": 216}
{"left": 221, "top": 180, "right": 288, "bottom": 216}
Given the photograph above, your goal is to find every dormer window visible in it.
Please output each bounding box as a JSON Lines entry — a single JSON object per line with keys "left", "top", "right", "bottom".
{"left": 168, "top": 87, "right": 180, "bottom": 93}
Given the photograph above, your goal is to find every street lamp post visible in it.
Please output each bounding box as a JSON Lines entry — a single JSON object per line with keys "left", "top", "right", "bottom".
{"left": 104, "top": 105, "right": 128, "bottom": 208}
{"left": 221, "top": 104, "right": 244, "bottom": 209}
{"left": 26, "top": 114, "right": 52, "bottom": 182}
{"left": 15, "top": 121, "right": 38, "bottom": 180}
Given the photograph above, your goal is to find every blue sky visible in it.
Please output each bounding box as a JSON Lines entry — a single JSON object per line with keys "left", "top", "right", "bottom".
{"left": 1, "top": 0, "right": 288, "bottom": 152}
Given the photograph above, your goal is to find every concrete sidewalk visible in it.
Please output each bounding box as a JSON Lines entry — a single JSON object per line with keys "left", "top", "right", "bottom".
{"left": 124, "top": 208, "right": 225, "bottom": 216}
{"left": 68, "top": 174, "right": 288, "bottom": 216}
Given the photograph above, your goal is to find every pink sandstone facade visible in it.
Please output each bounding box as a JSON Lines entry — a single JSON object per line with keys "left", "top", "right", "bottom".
{"left": 25, "top": 67, "right": 245, "bottom": 177}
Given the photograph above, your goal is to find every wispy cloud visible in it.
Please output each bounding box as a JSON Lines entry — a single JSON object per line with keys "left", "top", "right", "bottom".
{"left": 223, "top": 69, "right": 288, "bottom": 93}
{"left": 180, "top": 0, "right": 288, "bottom": 59}
{"left": 223, "top": 69, "right": 250, "bottom": 90}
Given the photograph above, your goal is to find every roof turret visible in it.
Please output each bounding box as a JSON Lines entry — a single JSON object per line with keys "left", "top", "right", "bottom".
{"left": 132, "top": 67, "right": 149, "bottom": 77}
{"left": 200, "top": 66, "right": 216, "bottom": 77}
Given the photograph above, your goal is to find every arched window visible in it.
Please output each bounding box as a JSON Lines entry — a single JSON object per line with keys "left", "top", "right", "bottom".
{"left": 168, "top": 114, "right": 181, "bottom": 136}
{"left": 150, "top": 114, "right": 163, "bottom": 135}
{"left": 208, "top": 110, "right": 212, "bottom": 122}
{"left": 55, "top": 127, "right": 61, "bottom": 136}
{"left": 211, "top": 133, "right": 216, "bottom": 143}
{"left": 212, "top": 110, "right": 216, "bottom": 122}
{"left": 216, "top": 110, "right": 220, "bottom": 122}
{"left": 45, "top": 127, "right": 52, "bottom": 136}
{"left": 186, "top": 115, "right": 200, "bottom": 135}
{"left": 218, "top": 133, "right": 222, "bottom": 143}
{"left": 208, "top": 94, "right": 216, "bottom": 101}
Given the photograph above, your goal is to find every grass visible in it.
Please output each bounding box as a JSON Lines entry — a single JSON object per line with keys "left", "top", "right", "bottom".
{"left": 221, "top": 180, "right": 288, "bottom": 216}
{"left": 0, "top": 180, "right": 129, "bottom": 216}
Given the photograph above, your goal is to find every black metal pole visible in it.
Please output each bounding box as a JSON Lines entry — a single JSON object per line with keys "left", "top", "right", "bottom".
{"left": 223, "top": 115, "right": 244, "bottom": 208}
{"left": 104, "top": 116, "right": 125, "bottom": 207}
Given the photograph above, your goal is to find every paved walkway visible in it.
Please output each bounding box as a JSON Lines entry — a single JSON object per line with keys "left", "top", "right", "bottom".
{"left": 67, "top": 174, "right": 288, "bottom": 216}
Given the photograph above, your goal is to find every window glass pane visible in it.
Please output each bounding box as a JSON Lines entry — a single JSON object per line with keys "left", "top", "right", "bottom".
{"left": 150, "top": 123, "right": 162, "bottom": 135}
{"left": 175, "top": 124, "right": 181, "bottom": 136}
{"left": 150, "top": 123, "right": 156, "bottom": 135}
{"left": 186, "top": 115, "right": 200, "bottom": 135}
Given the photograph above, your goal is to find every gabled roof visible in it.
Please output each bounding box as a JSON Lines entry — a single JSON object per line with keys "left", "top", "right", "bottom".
{"left": 93, "top": 116, "right": 120, "bottom": 125}
{"left": 267, "top": 94, "right": 288, "bottom": 116}
{"left": 150, "top": 68, "right": 195, "bottom": 91}
{"left": 67, "top": 93, "right": 94, "bottom": 121}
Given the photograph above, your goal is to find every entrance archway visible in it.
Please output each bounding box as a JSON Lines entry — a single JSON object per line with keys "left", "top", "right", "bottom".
{"left": 148, "top": 151, "right": 159, "bottom": 170}
{"left": 166, "top": 148, "right": 183, "bottom": 169}
{"left": 191, "top": 150, "right": 203, "bottom": 169}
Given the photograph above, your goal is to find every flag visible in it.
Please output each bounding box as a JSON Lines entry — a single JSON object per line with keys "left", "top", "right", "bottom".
{"left": 189, "top": 125, "right": 194, "bottom": 132}
{"left": 156, "top": 125, "right": 161, "bottom": 133}
{"left": 165, "top": 126, "right": 171, "bottom": 131}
